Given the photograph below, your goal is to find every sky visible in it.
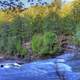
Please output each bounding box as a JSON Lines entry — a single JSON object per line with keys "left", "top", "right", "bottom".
{"left": 23, "top": 0, "right": 74, "bottom": 8}
{"left": 0, "top": 0, "right": 74, "bottom": 8}
{"left": 63, "top": 0, "right": 74, "bottom": 3}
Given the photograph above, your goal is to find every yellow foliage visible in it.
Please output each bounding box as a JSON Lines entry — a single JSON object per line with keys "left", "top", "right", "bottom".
{"left": 22, "top": 6, "right": 49, "bottom": 18}
{"left": 0, "top": 0, "right": 79, "bottom": 23}
{"left": 0, "top": 11, "right": 5, "bottom": 23}
{"left": 59, "top": 4, "right": 73, "bottom": 17}
{"left": 0, "top": 11, "right": 14, "bottom": 23}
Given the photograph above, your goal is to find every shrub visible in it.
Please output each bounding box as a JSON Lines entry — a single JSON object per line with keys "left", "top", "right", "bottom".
{"left": 32, "top": 34, "right": 43, "bottom": 53}
{"left": 32, "top": 32, "right": 60, "bottom": 56}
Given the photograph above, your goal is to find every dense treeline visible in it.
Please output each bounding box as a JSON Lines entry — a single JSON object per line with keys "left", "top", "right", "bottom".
{"left": 0, "top": 0, "right": 80, "bottom": 59}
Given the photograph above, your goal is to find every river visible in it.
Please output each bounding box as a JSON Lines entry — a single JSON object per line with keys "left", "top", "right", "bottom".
{"left": 0, "top": 46, "right": 80, "bottom": 80}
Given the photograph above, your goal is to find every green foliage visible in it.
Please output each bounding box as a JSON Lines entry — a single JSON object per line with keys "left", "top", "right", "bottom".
{"left": 73, "top": 31, "right": 80, "bottom": 46}
{"left": 76, "top": 23, "right": 80, "bottom": 32}
{"left": 11, "top": 15, "right": 34, "bottom": 41}
{"left": 72, "top": 0, "right": 80, "bottom": 44}
{"left": 32, "top": 14, "right": 44, "bottom": 34}
{"left": 61, "top": 15, "right": 76, "bottom": 35}
{"left": 72, "top": 23, "right": 80, "bottom": 46}
{"left": 43, "top": 12, "right": 61, "bottom": 34}
{"left": 32, "top": 34, "right": 43, "bottom": 53}
{"left": 72, "top": 0, "right": 80, "bottom": 23}
{"left": 32, "top": 32, "right": 60, "bottom": 56}
{"left": 0, "top": 0, "right": 80, "bottom": 58}
{"left": 0, "top": 15, "right": 29, "bottom": 56}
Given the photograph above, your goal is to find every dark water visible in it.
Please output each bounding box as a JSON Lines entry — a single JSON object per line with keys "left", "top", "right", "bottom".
{"left": 0, "top": 49, "right": 80, "bottom": 80}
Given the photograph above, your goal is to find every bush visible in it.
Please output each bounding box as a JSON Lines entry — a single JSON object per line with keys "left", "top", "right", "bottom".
{"left": 32, "top": 34, "right": 43, "bottom": 53}
{"left": 32, "top": 32, "right": 60, "bottom": 56}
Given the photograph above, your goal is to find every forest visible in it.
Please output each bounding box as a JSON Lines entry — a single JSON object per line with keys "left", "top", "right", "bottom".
{"left": 0, "top": 0, "right": 80, "bottom": 61}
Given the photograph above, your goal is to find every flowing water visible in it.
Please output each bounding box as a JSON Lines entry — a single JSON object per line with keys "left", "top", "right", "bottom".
{"left": 0, "top": 45, "right": 80, "bottom": 80}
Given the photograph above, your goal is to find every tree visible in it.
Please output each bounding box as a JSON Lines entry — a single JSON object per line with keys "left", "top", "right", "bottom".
{"left": 43, "top": 11, "right": 62, "bottom": 34}
{"left": 54, "top": 0, "right": 62, "bottom": 9}
{"left": 0, "top": 0, "right": 24, "bottom": 13}
{"left": 71, "top": 0, "right": 80, "bottom": 24}
{"left": 61, "top": 15, "right": 76, "bottom": 35}
{"left": 71, "top": 0, "right": 80, "bottom": 46}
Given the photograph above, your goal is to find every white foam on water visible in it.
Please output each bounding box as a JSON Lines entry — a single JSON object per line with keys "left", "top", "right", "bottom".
{"left": 0, "top": 63, "right": 21, "bottom": 69}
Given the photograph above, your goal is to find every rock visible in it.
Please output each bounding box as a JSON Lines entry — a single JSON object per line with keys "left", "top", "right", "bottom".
{"left": 54, "top": 63, "right": 72, "bottom": 72}
{"left": 0, "top": 63, "right": 21, "bottom": 69}
{"left": 53, "top": 58, "right": 72, "bottom": 72}
{"left": 54, "top": 59, "right": 65, "bottom": 63}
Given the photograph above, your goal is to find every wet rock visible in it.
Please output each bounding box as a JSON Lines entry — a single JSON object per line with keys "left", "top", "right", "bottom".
{"left": 0, "top": 63, "right": 21, "bottom": 69}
